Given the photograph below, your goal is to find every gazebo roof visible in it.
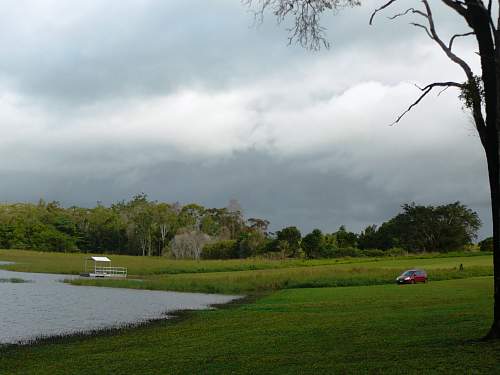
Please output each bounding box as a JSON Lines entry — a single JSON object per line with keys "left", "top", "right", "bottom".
{"left": 89, "top": 256, "right": 111, "bottom": 262}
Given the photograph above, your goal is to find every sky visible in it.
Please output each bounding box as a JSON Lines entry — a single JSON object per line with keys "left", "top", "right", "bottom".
{"left": 0, "top": 0, "right": 491, "bottom": 238}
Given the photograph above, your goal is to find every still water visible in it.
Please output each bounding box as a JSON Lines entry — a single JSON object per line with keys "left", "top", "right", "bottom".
{"left": 0, "top": 262, "right": 238, "bottom": 344}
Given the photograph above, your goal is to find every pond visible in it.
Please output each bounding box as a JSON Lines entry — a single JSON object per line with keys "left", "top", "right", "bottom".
{"left": 0, "top": 263, "right": 239, "bottom": 345}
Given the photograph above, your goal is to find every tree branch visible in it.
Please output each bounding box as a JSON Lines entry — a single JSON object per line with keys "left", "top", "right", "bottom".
{"left": 410, "top": 22, "right": 433, "bottom": 39}
{"left": 369, "top": 0, "right": 398, "bottom": 25}
{"left": 387, "top": 7, "right": 428, "bottom": 21}
{"left": 392, "top": 82, "right": 464, "bottom": 125}
{"left": 474, "top": 0, "right": 496, "bottom": 32}
{"left": 420, "top": 1, "right": 475, "bottom": 81}
{"left": 244, "top": 0, "right": 360, "bottom": 50}
{"left": 449, "top": 31, "right": 475, "bottom": 50}
{"left": 440, "top": 0, "right": 467, "bottom": 17}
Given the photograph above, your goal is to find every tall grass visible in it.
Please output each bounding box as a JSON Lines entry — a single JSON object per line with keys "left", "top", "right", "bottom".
{"left": 69, "top": 265, "right": 493, "bottom": 294}
{"left": 0, "top": 248, "right": 492, "bottom": 276}
{"left": 2, "top": 248, "right": 493, "bottom": 294}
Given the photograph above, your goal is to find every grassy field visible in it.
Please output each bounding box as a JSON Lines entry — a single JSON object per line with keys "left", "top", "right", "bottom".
{"left": 0, "top": 249, "right": 403, "bottom": 275}
{"left": 1, "top": 249, "right": 499, "bottom": 373}
{"left": 70, "top": 261, "right": 492, "bottom": 294}
{"left": 0, "top": 249, "right": 490, "bottom": 276}
{"left": 0, "top": 249, "right": 493, "bottom": 294}
{"left": 1, "top": 277, "right": 499, "bottom": 374}
{"left": 70, "top": 253, "right": 493, "bottom": 294}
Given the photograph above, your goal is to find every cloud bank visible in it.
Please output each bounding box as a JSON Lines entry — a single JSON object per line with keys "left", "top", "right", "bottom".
{"left": 0, "top": 0, "right": 490, "bottom": 237}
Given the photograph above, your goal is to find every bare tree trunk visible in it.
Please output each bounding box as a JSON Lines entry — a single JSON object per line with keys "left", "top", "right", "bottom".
{"left": 147, "top": 232, "right": 152, "bottom": 257}
{"left": 485, "top": 105, "right": 500, "bottom": 340}
{"left": 140, "top": 237, "right": 146, "bottom": 256}
{"left": 485, "top": 155, "right": 500, "bottom": 338}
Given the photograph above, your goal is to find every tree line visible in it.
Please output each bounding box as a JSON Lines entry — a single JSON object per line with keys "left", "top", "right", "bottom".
{"left": 0, "top": 196, "right": 484, "bottom": 259}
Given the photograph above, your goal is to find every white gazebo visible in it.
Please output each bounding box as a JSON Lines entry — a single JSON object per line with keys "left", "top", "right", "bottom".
{"left": 81, "top": 256, "right": 127, "bottom": 278}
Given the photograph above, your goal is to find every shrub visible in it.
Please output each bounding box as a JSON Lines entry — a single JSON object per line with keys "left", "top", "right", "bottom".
{"left": 302, "top": 229, "right": 325, "bottom": 259}
{"left": 238, "top": 231, "right": 267, "bottom": 258}
{"left": 171, "top": 230, "right": 212, "bottom": 259}
{"left": 201, "top": 240, "right": 238, "bottom": 259}
{"left": 385, "top": 247, "right": 407, "bottom": 257}
{"left": 329, "top": 247, "right": 362, "bottom": 258}
{"left": 479, "top": 237, "right": 493, "bottom": 252}
{"left": 360, "top": 249, "right": 386, "bottom": 257}
{"left": 31, "top": 228, "right": 78, "bottom": 252}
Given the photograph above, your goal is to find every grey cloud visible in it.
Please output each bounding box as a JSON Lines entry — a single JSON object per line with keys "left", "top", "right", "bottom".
{"left": 0, "top": 0, "right": 301, "bottom": 104}
{"left": 0, "top": 0, "right": 491, "bottom": 240}
{"left": 0, "top": 149, "right": 491, "bottom": 239}
{"left": 0, "top": 0, "right": 475, "bottom": 105}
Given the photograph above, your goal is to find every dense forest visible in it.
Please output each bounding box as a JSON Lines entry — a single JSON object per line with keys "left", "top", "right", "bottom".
{"left": 0, "top": 195, "right": 485, "bottom": 259}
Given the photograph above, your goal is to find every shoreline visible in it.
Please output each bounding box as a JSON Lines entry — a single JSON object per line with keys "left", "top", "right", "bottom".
{"left": 0, "top": 292, "right": 255, "bottom": 350}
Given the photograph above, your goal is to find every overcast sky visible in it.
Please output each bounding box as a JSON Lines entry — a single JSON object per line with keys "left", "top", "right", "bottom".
{"left": 0, "top": 0, "right": 491, "bottom": 238}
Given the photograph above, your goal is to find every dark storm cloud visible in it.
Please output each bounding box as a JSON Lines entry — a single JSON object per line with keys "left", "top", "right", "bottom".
{"left": 0, "top": 0, "right": 303, "bottom": 104}
{"left": 0, "top": 149, "right": 490, "bottom": 238}
{"left": 0, "top": 1, "right": 473, "bottom": 104}
{"left": 0, "top": 0, "right": 491, "bottom": 238}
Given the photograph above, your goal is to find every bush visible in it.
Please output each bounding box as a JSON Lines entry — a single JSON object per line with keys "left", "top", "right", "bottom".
{"left": 201, "top": 240, "right": 238, "bottom": 259}
{"left": 171, "top": 230, "right": 212, "bottom": 259}
{"left": 385, "top": 247, "right": 407, "bottom": 257}
{"left": 238, "top": 231, "right": 267, "bottom": 258}
{"left": 302, "top": 229, "right": 325, "bottom": 259}
{"left": 31, "top": 228, "right": 78, "bottom": 252}
{"left": 360, "top": 249, "right": 386, "bottom": 257}
{"left": 329, "top": 247, "right": 362, "bottom": 258}
{"left": 479, "top": 237, "right": 493, "bottom": 252}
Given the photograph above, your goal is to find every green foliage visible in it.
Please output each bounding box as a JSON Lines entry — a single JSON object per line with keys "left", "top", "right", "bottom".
{"left": 479, "top": 237, "right": 494, "bottom": 252}
{"left": 459, "top": 75, "right": 485, "bottom": 110}
{"left": 237, "top": 230, "right": 268, "bottom": 258}
{"left": 31, "top": 227, "right": 78, "bottom": 252}
{"left": 0, "top": 197, "right": 270, "bottom": 257}
{"left": 334, "top": 225, "right": 358, "bottom": 248}
{"left": 201, "top": 240, "right": 238, "bottom": 259}
{"left": 276, "top": 226, "right": 302, "bottom": 257}
{"left": 0, "top": 199, "right": 482, "bottom": 258}
{"left": 301, "top": 229, "right": 325, "bottom": 258}
{"left": 358, "top": 202, "right": 481, "bottom": 253}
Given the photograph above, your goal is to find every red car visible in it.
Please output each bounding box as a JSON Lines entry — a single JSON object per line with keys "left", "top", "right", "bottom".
{"left": 396, "top": 269, "right": 427, "bottom": 284}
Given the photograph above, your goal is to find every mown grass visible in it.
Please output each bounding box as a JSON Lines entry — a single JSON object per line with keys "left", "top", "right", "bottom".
{"left": 1, "top": 277, "right": 499, "bottom": 374}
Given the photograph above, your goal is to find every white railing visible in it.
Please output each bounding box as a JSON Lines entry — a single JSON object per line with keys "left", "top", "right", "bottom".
{"left": 93, "top": 266, "right": 128, "bottom": 278}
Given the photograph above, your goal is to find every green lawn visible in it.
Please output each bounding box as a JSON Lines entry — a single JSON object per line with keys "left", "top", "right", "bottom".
{"left": 1, "top": 250, "right": 498, "bottom": 373}
{"left": 1, "top": 278, "right": 499, "bottom": 374}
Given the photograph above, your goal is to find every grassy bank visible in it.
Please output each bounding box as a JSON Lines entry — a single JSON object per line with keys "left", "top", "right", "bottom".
{"left": 70, "top": 264, "right": 492, "bottom": 294}
{"left": 1, "top": 248, "right": 492, "bottom": 294}
{"left": 2, "top": 277, "right": 499, "bottom": 374}
{"left": 69, "top": 254, "right": 493, "bottom": 294}
{"left": 0, "top": 249, "right": 490, "bottom": 276}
